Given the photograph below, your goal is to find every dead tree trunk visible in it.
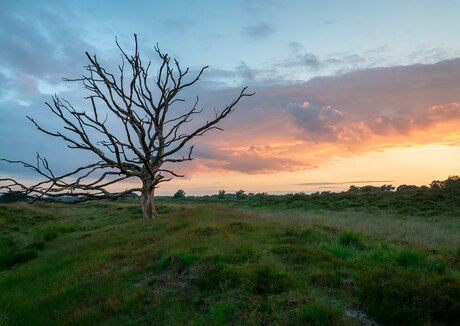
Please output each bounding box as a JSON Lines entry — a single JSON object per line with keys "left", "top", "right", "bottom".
{"left": 140, "top": 181, "right": 158, "bottom": 219}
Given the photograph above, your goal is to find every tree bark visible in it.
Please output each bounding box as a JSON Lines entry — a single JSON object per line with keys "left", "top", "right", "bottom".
{"left": 140, "top": 183, "right": 158, "bottom": 219}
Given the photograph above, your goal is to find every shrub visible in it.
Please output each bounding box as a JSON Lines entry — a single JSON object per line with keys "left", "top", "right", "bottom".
{"left": 173, "top": 189, "right": 186, "bottom": 199}
{"left": 0, "top": 303, "right": 20, "bottom": 326}
{"left": 156, "top": 251, "right": 200, "bottom": 270}
{"left": 26, "top": 240, "right": 45, "bottom": 250}
{"left": 298, "top": 302, "right": 341, "bottom": 325}
{"left": 197, "top": 264, "right": 243, "bottom": 292}
{"left": 194, "top": 226, "right": 219, "bottom": 236}
{"left": 218, "top": 190, "right": 226, "bottom": 200}
{"left": 339, "top": 230, "right": 364, "bottom": 249}
{"left": 0, "top": 191, "right": 28, "bottom": 203}
{"left": 358, "top": 269, "right": 460, "bottom": 325}
{"left": 225, "top": 221, "right": 253, "bottom": 233}
{"left": 0, "top": 248, "right": 38, "bottom": 269}
{"left": 309, "top": 271, "right": 343, "bottom": 288}
{"left": 213, "top": 246, "right": 259, "bottom": 264}
{"left": 250, "top": 266, "right": 290, "bottom": 294}
{"left": 235, "top": 189, "right": 247, "bottom": 200}
{"left": 396, "top": 250, "right": 425, "bottom": 269}
{"left": 209, "top": 302, "right": 238, "bottom": 324}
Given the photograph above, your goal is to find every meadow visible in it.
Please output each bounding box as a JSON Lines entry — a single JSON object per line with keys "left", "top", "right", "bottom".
{"left": 0, "top": 190, "right": 459, "bottom": 325}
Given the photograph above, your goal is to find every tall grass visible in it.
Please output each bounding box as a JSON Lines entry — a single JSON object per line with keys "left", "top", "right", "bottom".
{"left": 0, "top": 200, "right": 458, "bottom": 325}
{"left": 232, "top": 205, "right": 460, "bottom": 249}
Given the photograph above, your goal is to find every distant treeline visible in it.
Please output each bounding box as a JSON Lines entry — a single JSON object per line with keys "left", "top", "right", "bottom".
{"left": 346, "top": 175, "right": 460, "bottom": 193}
{"left": 229, "top": 175, "right": 460, "bottom": 217}
{"left": 1, "top": 176, "right": 459, "bottom": 203}
{"left": 172, "top": 175, "right": 460, "bottom": 201}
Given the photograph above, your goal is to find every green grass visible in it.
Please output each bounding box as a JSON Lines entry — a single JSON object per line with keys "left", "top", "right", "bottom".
{"left": 0, "top": 199, "right": 459, "bottom": 325}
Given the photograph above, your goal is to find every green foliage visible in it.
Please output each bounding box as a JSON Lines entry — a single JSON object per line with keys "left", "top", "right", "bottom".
{"left": 358, "top": 270, "right": 460, "bottom": 325}
{"left": 298, "top": 302, "right": 342, "bottom": 325}
{"left": 396, "top": 249, "right": 426, "bottom": 268}
{"left": 396, "top": 249, "right": 447, "bottom": 274}
{"left": 0, "top": 248, "right": 37, "bottom": 269}
{"left": 347, "top": 184, "right": 394, "bottom": 193}
{"left": 339, "top": 230, "right": 365, "bottom": 249}
{"left": 235, "top": 189, "right": 246, "bottom": 200}
{"left": 240, "top": 182, "right": 460, "bottom": 217}
{"left": 156, "top": 251, "right": 200, "bottom": 270}
{"left": 0, "top": 303, "right": 20, "bottom": 326}
{"left": 225, "top": 221, "right": 254, "bottom": 233}
{"left": 194, "top": 226, "right": 219, "bottom": 236}
{"left": 197, "top": 264, "right": 244, "bottom": 292}
{"left": 208, "top": 302, "right": 239, "bottom": 325}
{"left": 35, "top": 225, "right": 61, "bottom": 241}
{"left": 217, "top": 189, "right": 226, "bottom": 199}
{"left": 309, "top": 271, "right": 343, "bottom": 288}
{"left": 210, "top": 245, "right": 259, "bottom": 264}
{"left": 444, "top": 175, "right": 460, "bottom": 190}
{"left": 396, "top": 184, "right": 419, "bottom": 192}
{"left": 0, "top": 191, "right": 28, "bottom": 203}
{"left": 173, "top": 189, "right": 186, "bottom": 199}
{"left": 430, "top": 175, "right": 460, "bottom": 190}
{"left": 250, "top": 265, "right": 290, "bottom": 294}
{"left": 0, "top": 200, "right": 458, "bottom": 325}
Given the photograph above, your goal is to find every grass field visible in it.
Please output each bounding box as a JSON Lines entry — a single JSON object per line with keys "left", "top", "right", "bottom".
{"left": 0, "top": 194, "right": 459, "bottom": 325}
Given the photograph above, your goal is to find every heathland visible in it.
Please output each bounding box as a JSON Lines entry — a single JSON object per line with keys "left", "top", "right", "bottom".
{"left": 0, "top": 187, "right": 459, "bottom": 325}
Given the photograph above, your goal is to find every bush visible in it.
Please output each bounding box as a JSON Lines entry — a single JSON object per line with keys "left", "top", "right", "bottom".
{"left": 218, "top": 190, "right": 226, "bottom": 200}
{"left": 250, "top": 266, "right": 290, "bottom": 294}
{"left": 396, "top": 250, "right": 425, "bottom": 268}
{"left": 173, "top": 189, "right": 186, "bottom": 199}
{"left": 235, "top": 190, "right": 247, "bottom": 200}
{"left": 338, "top": 230, "right": 364, "bottom": 249}
{"left": 298, "top": 302, "right": 341, "bottom": 325}
{"left": 358, "top": 269, "right": 460, "bottom": 325}
{"left": 0, "top": 191, "right": 28, "bottom": 203}
{"left": 225, "top": 221, "right": 254, "bottom": 233}
{"left": 0, "top": 248, "right": 38, "bottom": 269}
{"left": 197, "top": 264, "right": 243, "bottom": 292}
{"left": 156, "top": 251, "right": 200, "bottom": 270}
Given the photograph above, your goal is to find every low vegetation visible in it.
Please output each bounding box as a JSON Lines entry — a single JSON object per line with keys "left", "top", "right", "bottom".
{"left": 0, "top": 188, "right": 459, "bottom": 325}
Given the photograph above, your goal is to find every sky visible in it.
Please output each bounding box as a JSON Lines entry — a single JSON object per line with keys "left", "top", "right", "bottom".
{"left": 1, "top": 0, "right": 460, "bottom": 195}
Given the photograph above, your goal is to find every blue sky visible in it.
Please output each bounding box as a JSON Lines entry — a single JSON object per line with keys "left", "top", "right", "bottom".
{"left": 3, "top": 0, "right": 460, "bottom": 87}
{"left": 1, "top": 0, "right": 460, "bottom": 194}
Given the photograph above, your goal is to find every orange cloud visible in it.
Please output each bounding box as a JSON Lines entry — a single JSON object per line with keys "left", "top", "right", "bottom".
{"left": 180, "top": 59, "right": 460, "bottom": 176}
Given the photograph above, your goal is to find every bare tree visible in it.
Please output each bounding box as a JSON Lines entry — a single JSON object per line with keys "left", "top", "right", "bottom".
{"left": 0, "top": 34, "right": 254, "bottom": 218}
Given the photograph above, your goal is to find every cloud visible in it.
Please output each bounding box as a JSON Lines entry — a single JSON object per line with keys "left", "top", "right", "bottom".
{"left": 144, "top": 58, "right": 460, "bottom": 177}
{"left": 0, "top": 72, "right": 12, "bottom": 97}
{"left": 18, "top": 74, "right": 39, "bottom": 94}
{"left": 296, "top": 180, "right": 394, "bottom": 186}
{"left": 287, "top": 102, "right": 344, "bottom": 141}
{"left": 302, "top": 58, "right": 460, "bottom": 115}
{"left": 428, "top": 102, "right": 460, "bottom": 120}
{"left": 286, "top": 43, "right": 321, "bottom": 71}
{"left": 220, "top": 151, "right": 306, "bottom": 174}
{"left": 192, "top": 145, "right": 310, "bottom": 174}
{"left": 236, "top": 61, "right": 256, "bottom": 83}
{"left": 303, "top": 53, "right": 321, "bottom": 71}
{"left": 0, "top": 1, "right": 93, "bottom": 100}
{"left": 192, "top": 57, "right": 460, "bottom": 172}
{"left": 192, "top": 57, "right": 460, "bottom": 175}
{"left": 243, "top": 22, "right": 275, "bottom": 39}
